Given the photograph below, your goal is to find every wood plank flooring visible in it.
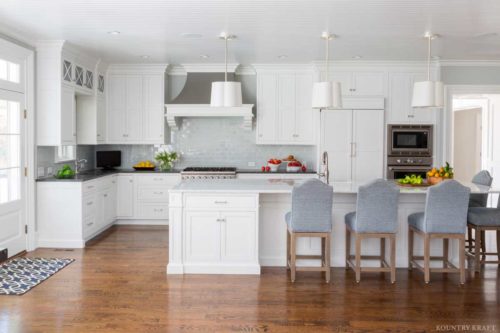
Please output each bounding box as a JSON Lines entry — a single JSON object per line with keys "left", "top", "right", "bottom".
{"left": 1, "top": 225, "right": 499, "bottom": 333}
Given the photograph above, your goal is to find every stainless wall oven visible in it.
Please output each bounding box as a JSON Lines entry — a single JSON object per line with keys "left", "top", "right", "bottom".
{"left": 388, "top": 124, "right": 433, "bottom": 156}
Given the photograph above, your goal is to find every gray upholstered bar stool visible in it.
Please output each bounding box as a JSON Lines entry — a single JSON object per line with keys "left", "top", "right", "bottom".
{"left": 344, "top": 179, "right": 400, "bottom": 283}
{"left": 408, "top": 180, "right": 470, "bottom": 284}
{"left": 466, "top": 195, "right": 500, "bottom": 272}
{"left": 467, "top": 170, "right": 493, "bottom": 256}
{"left": 285, "top": 179, "right": 333, "bottom": 283}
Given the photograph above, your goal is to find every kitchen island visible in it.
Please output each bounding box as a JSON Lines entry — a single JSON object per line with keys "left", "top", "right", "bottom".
{"left": 167, "top": 179, "right": 496, "bottom": 275}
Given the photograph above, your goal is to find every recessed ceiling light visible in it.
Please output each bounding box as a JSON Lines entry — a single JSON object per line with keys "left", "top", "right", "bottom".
{"left": 107, "top": 31, "right": 120, "bottom": 35}
{"left": 181, "top": 33, "right": 203, "bottom": 39}
{"left": 277, "top": 55, "right": 288, "bottom": 60}
{"left": 352, "top": 55, "right": 362, "bottom": 60}
{"left": 140, "top": 55, "right": 150, "bottom": 59}
{"left": 200, "top": 54, "right": 210, "bottom": 59}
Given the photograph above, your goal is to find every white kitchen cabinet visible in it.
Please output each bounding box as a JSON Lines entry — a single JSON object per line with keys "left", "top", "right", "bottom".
{"left": 106, "top": 65, "right": 167, "bottom": 144}
{"left": 185, "top": 211, "right": 221, "bottom": 262}
{"left": 220, "top": 211, "right": 257, "bottom": 263}
{"left": 327, "top": 71, "right": 386, "bottom": 96}
{"left": 321, "top": 108, "right": 384, "bottom": 183}
{"left": 36, "top": 41, "right": 98, "bottom": 146}
{"left": 256, "top": 71, "right": 315, "bottom": 145}
{"left": 37, "top": 175, "right": 117, "bottom": 248}
{"left": 387, "top": 71, "right": 436, "bottom": 124}
{"left": 61, "top": 84, "right": 77, "bottom": 145}
{"left": 116, "top": 175, "right": 135, "bottom": 218}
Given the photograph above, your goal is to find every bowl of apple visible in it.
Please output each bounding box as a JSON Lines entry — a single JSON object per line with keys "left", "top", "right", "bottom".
{"left": 267, "top": 159, "right": 282, "bottom": 172}
{"left": 286, "top": 160, "right": 303, "bottom": 172}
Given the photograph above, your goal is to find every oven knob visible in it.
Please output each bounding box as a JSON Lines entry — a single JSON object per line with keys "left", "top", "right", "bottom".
{"left": 407, "top": 159, "right": 412, "bottom": 163}
{"left": 397, "top": 159, "right": 401, "bottom": 163}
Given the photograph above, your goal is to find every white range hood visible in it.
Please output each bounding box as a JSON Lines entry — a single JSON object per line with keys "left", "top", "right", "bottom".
{"left": 165, "top": 104, "right": 254, "bottom": 131}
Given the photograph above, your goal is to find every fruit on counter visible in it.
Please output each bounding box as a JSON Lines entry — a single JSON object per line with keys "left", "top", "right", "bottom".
{"left": 268, "top": 158, "right": 282, "bottom": 165}
{"left": 261, "top": 166, "right": 266, "bottom": 172}
{"left": 427, "top": 162, "right": 454, "bottom": 178}
{"left": 134, "top": 160, "right": 155, "bottom": 168}
{"left": 265, "top": 166, "right": 271, "bottom": 172}
{"left": 283, "top": 155, "right": 296, "bottom": 161}
{"left": 301, "top": 165, "right": 307, "bottom": 172}
{"left": 55, "top": 164, "right": 75, "bottom": 179}
{"left": 397, "top": 174, "right": 423, "bottom": 185}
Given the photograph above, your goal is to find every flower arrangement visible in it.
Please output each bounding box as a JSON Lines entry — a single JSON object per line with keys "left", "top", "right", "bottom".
{"left": 155, "top": 146, "right": 179, "bottom": 171}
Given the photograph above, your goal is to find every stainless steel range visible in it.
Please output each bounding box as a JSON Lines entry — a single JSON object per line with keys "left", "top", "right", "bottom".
{"left": 387, "top": 124, "right": 433, "bottom": 179}
{"left": 181, "top": 167, "right": 237, "bottom": 180}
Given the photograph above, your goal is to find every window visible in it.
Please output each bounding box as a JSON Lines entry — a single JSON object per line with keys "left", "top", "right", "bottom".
{"left": 0, "top": 98, "right": 21, "bottom": 204}
{"left": 55, "top": 145, "right": 75, "bottom": 163}
{"left": 0, "top": 58, "right": 20, "bottom": 84}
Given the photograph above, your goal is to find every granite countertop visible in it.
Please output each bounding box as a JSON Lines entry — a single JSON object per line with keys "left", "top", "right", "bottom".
{"left": 170, "top": 179, "right": 499, "bottom": 195}
{"left": 36, "top": 168, "right": 182, "bottom": 182}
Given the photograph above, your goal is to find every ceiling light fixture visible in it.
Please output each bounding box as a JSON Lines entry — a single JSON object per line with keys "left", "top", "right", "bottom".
{"left": 352, "top": 55, "right": 362, "bottom": 60}
{"left": 277, "top": 55, "right": 288, "bottom": 60}
{"left": 107, "top": 31, "right": 121, "bottom": 35}
{"left": 411, "top": 32, "right": 444, "bottom": 109}
{"left": 312, "top": 32, "right": 342, "bottom": 109}
{"left": 210, "top": 32, "right": 242, "bottom": 107}
{"left": 200, "top": 54, "right": 210, "bottom": 59}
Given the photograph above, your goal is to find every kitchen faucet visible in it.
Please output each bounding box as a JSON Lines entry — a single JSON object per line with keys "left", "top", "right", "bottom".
{"left": 318, "top": 151, "right": 329, "bottom": 184}
{"left": 75, "top": 159, "right": 87, "bottom": 174}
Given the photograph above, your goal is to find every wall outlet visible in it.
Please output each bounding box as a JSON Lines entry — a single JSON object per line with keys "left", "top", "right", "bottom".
{"left": 37, "top": 167, "right": 45, "bottom": 178}
{"left": 46, "top": 167, "right": 54, "bottom": 176}
{"left": 247, "top": 161, "right": 256, "bottom": 167}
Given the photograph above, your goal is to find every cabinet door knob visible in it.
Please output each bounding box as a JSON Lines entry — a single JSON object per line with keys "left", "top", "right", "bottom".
{"left": 129, "top": 179, "right": 133, "bottom": 183}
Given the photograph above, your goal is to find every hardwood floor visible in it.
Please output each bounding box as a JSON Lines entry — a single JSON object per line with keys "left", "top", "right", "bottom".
{"left": 1, "top": 225, "right": 499, "bottom": 333}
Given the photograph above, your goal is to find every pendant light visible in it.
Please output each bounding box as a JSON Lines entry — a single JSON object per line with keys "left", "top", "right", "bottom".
{"left": 312, "top": 32, "right": 342, "bottom": 109}
{"left": 411, "top": 32, "right": 444, "bottom": 108}
{"left": 210, "top": 32, "right": 242, "bottom": 107}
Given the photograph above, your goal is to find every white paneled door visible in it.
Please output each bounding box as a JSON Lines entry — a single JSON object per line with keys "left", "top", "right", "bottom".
{"left": 0, "top": 89, "right": 26, "bottom": 256}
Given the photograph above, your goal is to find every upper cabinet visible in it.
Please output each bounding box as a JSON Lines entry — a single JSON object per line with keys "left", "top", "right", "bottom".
{"left": 36, "top": 41, "right": 99, "bottom": 146}
{"left": 256, "top": 70, "right": 316, "bottom": 145}
{"left": 329, "top": 71, "right": 387, "bottom": 96}
{"left": 106, "top": 65, "right": 168, "bottom": 144}
{"left": 387, "top": 71, "right": 437, "bottom": 124}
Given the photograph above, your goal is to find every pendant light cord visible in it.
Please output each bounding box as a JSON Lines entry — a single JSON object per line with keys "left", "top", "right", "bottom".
{"left": 427, "top": 35, "right": 431, "bottom": 81}
{"left": 224, "top": 36, "right": 228, "bottom": 82}
{"left": 325, "top": 36, "right": 329, "bottom": 82}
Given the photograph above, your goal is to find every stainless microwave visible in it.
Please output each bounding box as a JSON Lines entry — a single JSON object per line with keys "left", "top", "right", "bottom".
{"left": 388, "top": 125, "right": 433, "bottom": 156}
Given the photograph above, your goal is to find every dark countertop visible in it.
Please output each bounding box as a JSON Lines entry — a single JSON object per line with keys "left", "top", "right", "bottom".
{"left": 36, "top": 168, "right": 317, "bottom": 182}
{"left": 36, "top": 169, "right": 182, "bottom": 182}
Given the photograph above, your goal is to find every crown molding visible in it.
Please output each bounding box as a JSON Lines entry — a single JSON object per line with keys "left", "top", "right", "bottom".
{"left": 252, "top": 63, "right": 314, "bottom": 72}
{"left": 439, "top": 60, "right": 500, "bottom": 67}
{"left": 180, "top": 63, "right": 239, "bottom": 73}
{"left": 108, "top": 63, "right": 169, "bottom": 74}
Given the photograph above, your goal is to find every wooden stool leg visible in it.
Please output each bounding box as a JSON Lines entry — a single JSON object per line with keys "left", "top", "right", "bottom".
{"left": 355, "top": 234, "right": 361, "bottom": 283}
{"left": 443, "top": 238, "right": 449, "bottom": 268}
{"left": 467, "top": 227, "right": 473, "bottom": 251}
{"left": 474, "top": 227, "right": 482, "bottom": 273}
{"left": 408, "top": 227, "right": 414, "bottom": 271}
{"left": 497, "top": 230, "right": 500, "bottom": 264}
{"left": 424, "top": 234, "right": 430, "bottom": 284}
{"left": 390, "top": 235, "right": 396, "bottom": 284}
{"left": 459, "top": 236, "right": 466, "bottom": 285}
{"left": 380, "top": 237, "right": 386, "bottom": 268}
{"left": 286, "top": 229, "right": 290, "bottom": 270}
{"left": 481, "top": 230, "right": 486, "bottom": 261}
{"left": 345, "top": 228, "right": 350, "bottom": 270}
{"left": 321, "top": 236, "right": 325, "bottom": 266}
{"left": 325, "top": 234, "right": 331, "bottom": 283}
{"left": 290, "top": 233, "right": 296, "bottom": 282}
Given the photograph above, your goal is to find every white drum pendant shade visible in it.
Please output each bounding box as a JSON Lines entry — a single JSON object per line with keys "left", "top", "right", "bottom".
{"left": 312, "top": 81, "right": 342, "bottom": 109}
{"left": 411, "top": 80, "right": 444, "bottom": 108}
{"left": 210, "top": 81, "right": 242, "bottom": 107}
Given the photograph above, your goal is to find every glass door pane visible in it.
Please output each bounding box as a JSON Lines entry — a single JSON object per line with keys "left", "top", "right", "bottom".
{"left": 0, "top": 96, "right": 22, "bottom": 205}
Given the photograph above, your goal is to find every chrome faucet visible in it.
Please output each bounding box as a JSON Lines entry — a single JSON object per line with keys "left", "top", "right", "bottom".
{"left": 318, "top": 151, "right": 329, "bottom": 184}
{"left": 75, "top": 159, "right": 87, "bottom": 174}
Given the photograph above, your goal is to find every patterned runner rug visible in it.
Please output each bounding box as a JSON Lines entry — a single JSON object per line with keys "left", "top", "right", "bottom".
{"left": 0, "top": 257, "right": 74, "bottom": 295}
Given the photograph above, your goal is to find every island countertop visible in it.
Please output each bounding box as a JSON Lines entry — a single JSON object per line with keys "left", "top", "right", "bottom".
{"left": 170, "top": 179, "right": 498, "bottom": 194}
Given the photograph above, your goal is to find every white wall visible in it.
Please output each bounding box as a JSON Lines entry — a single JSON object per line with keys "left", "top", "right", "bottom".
{"left": 453, "top": 107, "right": 481, "bottom": 182}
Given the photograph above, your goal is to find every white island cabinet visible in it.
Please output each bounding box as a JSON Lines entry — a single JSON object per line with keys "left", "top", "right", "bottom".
{"left": 167, "top": 179, "right": 497, "bottom": 275}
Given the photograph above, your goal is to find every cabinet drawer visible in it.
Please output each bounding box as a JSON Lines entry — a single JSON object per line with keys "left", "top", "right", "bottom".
{"left": 136, "top": 174, "right": 179, "bottom": 186}
{"left": 82, "top": 215, "right": 97, "bottom": 238}
{"left": 184, "top": 195, "right": 257, "bottom": 210}
{"left": 82, "top": 181, "right": 99, "bottom": 193}
{"left": 137, "top": 203, "right": 169, "bottom": 219}
{"left": 137, "top": 186, "right": 169, "bottom": 202}
{"left": 82, "top": 193, "right": 97, "bottom": 217}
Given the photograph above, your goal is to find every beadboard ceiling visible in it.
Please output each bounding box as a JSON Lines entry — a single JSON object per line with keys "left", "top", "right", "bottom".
{"left": 0, "top": 0, "right": 499, "bottom": 64}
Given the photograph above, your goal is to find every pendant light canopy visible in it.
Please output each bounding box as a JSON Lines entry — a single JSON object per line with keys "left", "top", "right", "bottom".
{"left": 312, "top": 32, "right": 342, "bottom": 109}
{"left": 210, "top": 32, "right": 243, "bottom": 107}
{"left": 411, "top": 32, "right": 444, "bottom": 108}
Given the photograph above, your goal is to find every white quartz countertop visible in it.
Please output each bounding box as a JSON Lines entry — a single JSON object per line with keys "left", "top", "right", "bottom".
{"left": 170, "top": 179, "right": 498, "bottom": 194}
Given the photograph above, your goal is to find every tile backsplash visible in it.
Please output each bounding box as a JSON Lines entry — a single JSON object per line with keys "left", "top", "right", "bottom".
{"left": 37, "top": 145, "right": 95, "bottom": 177}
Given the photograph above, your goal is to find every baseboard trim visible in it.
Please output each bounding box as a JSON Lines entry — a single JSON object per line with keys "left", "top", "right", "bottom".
{"left": 168, "top": 263, "right": 261, "bottom": 275}
{"left": 37, "top": 239, "right": 85, "bottom": 248}
{"left": 115, "top": 219, "right": 169, "bottom": 226}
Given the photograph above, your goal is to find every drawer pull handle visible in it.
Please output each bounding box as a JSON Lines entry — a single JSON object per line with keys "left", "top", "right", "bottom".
{"left": 216, "top": 218, "right": 226, "bottom": 222}
{"left": 214, "top": 201, "right": 228, "bottom": 204}
{"left": 153, "top": 178, "right": 163, "bottom": 181}
{"left": 86, "top": 222, "right": 94, "bottom": 226}
{"left": 153, "top": 191, "right": 164, "bottom": 195}
{"left": 103, "top": 194, "right": 108, "bottom": 197}
{"left": 86, "top": 201, "right": 93, "bottom": 206}
{"left": 154, "top": 209, "right": 164, "bottom": 212}
{"left": 87, "top": 185, "right": 94, "bottom": 189}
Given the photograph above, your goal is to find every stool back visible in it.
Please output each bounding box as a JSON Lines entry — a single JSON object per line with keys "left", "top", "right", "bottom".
{"left": 355, "top": 179, "right": 400, "bottom": 233}
{"left": 424, "top": 180, "right": 470, "bottom": 234}
{"left": 290, "top": 179, "right": 333, "bottom": 232}
{"left": 470, "top": 170, "right": 493, "bottom": 207}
